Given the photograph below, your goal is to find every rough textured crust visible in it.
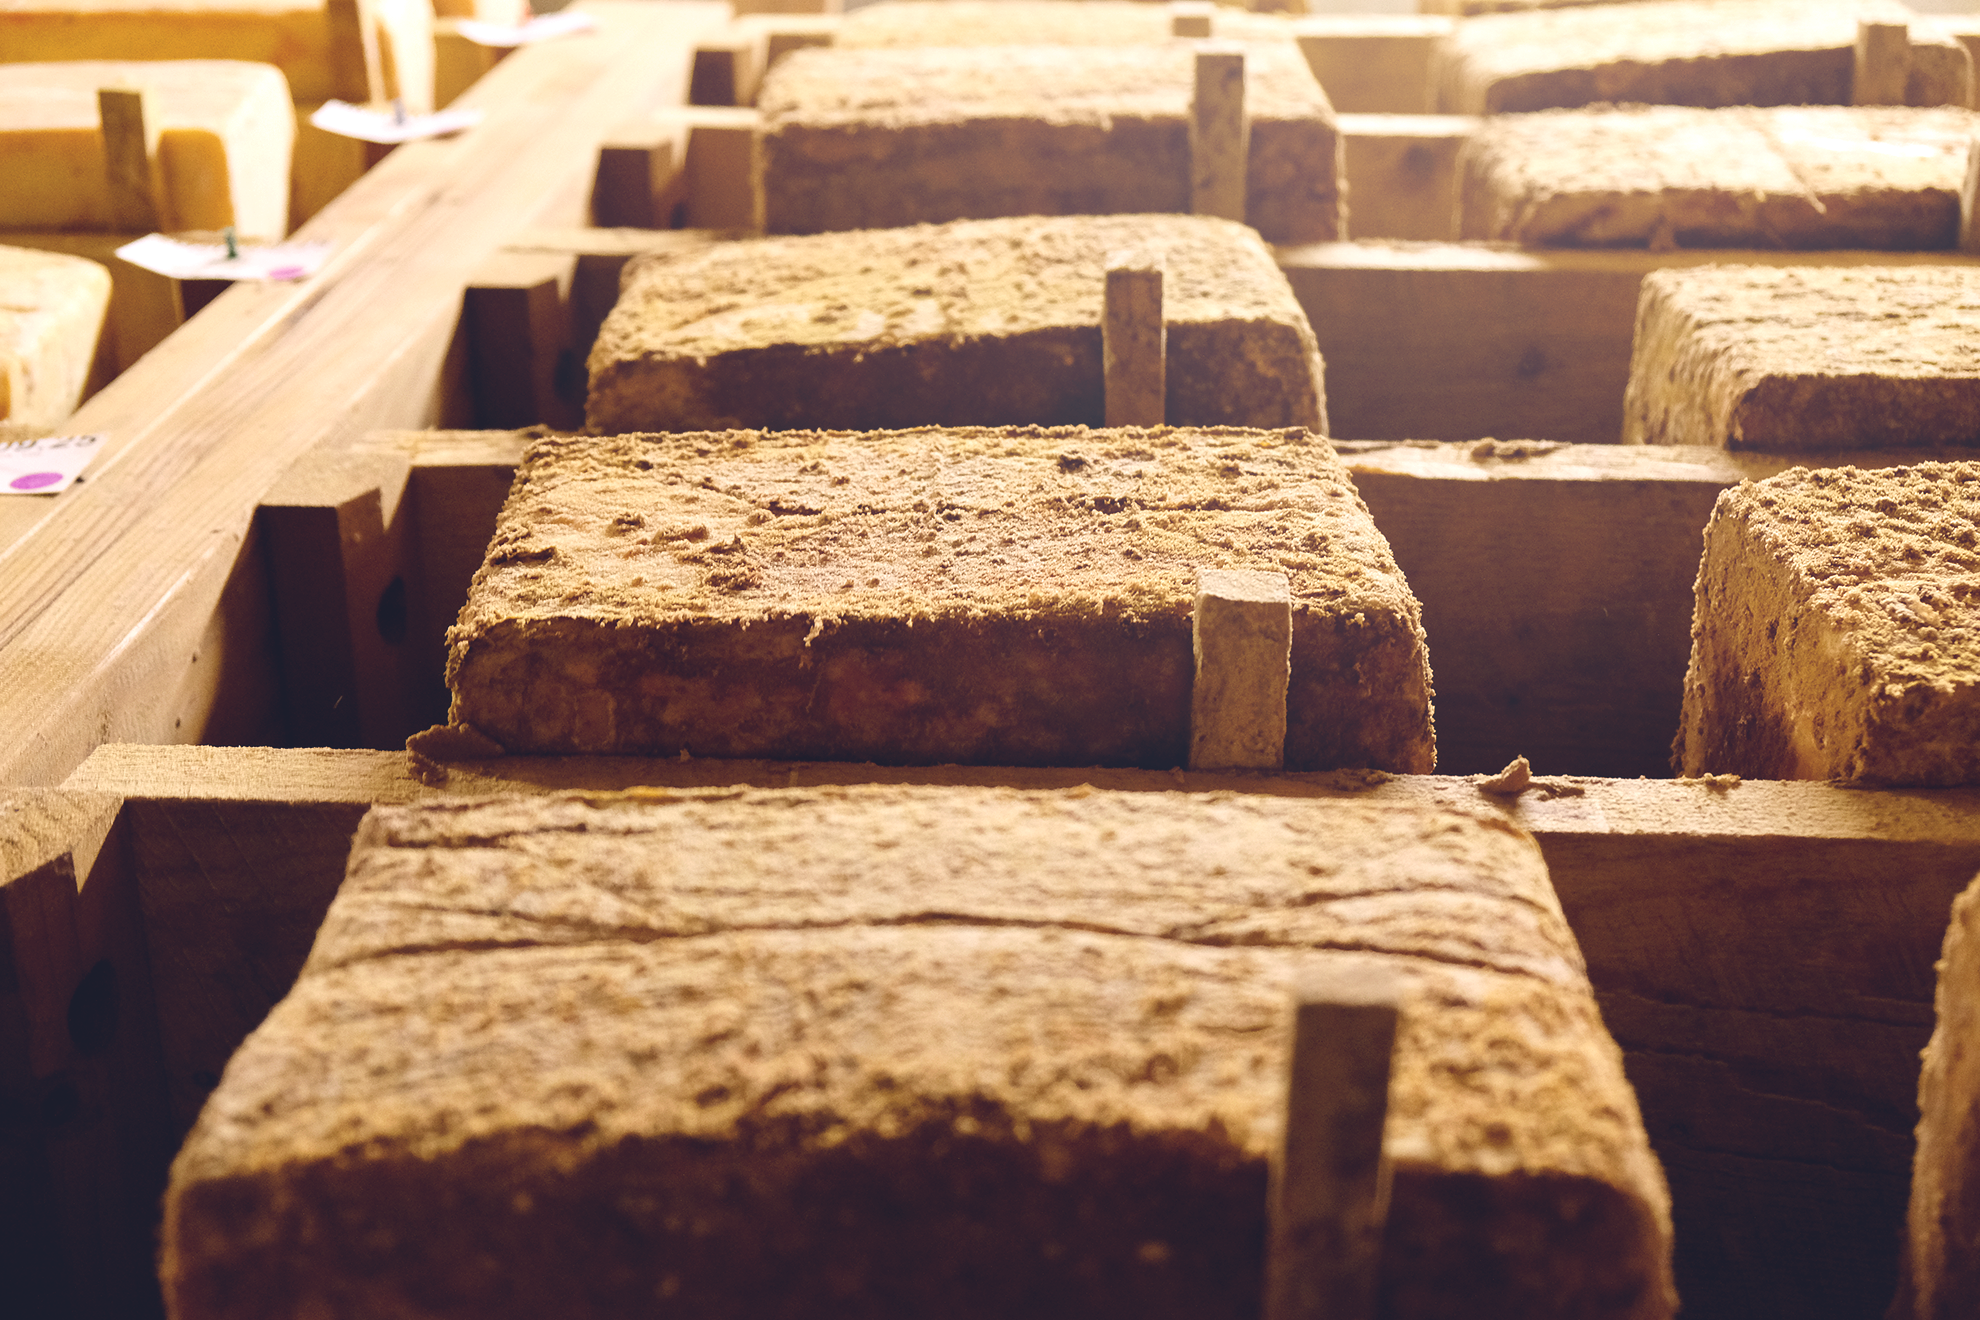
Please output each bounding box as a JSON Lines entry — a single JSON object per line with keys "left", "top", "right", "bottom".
{"left": 1432, "top": 0, "right": 1968, "bottom": 115}
{"left": 1624, "top": 265, "right": 1980, "bottom": 451}
{"left": 445, "top": 426, "right": 1434, "bottom": 772}
{"left": 1457, "top": 105, "right": 1974, "bottom": 250}
{"left": 0, "top": 244, "right": 111, "bottom": 428}
{"left": 162, "top": 786, "right": 1676, "bottom": 1320}
{"left": 1673, "top": 462, "right": 1980, "bottom": 784}
{"left": 756, "top": 43, "right": 1339, "bottom": 243}
{"left": 586, "top": 214, "right": 1326, "bottom": 434}
{"left": 1897, "top": 871, "right": 1980, "bottom": 1320}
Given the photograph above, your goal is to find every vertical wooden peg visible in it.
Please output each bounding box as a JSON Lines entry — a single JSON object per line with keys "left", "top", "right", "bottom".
{"left": 690, "top": 25, "right": 770, "bottom": 107}
{"left": 593, "top": 117, "right": 690, "bottom": 229}
{"left": 97, "top": 88, "right": 159, "bottom": 234}
{"left": 1104, "top": 249, "right": 1165, "bottom": 428}
{"left": 464, "top": 251, "right": 580, "bottom": 429}
{"left": 1264, "top": 960, "right": 1403, "bottom": 1320}
{"left": 1171, "top": 0, "right": 1213, "bottom": 39}
{"left": 1189, "top": 567, "right": 1290, "bottom": 772}
{"left": 1961, "top": 139, "right": 1980, "bottom": 254}
{"left": 1855, "top": 21, "right": 1910, "bottom": 106}
{"left": 1191, "top": 45, "right": 1248, "bottom": 223}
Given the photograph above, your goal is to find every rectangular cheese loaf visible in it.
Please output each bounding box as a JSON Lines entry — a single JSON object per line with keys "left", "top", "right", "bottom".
{"left": 162, "top": 786, "right": 1676, "bottom": 1320}
{"left": 758, "top": 41, "right": 1340, "bottom": 243}
{"left": 586, "top": 214, "right": 1326, "bottom": 434}
{"left": 0, "top": 60, "right": 294, "bottom": 237}
{"left": 445, "top": 425, "right": 1435, "bottom": 772}
{"left": 0, "top": 244, "right": 112, "bottom": 428}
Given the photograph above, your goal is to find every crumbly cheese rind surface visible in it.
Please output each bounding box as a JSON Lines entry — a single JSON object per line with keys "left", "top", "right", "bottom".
{"left": 1624, "top": 265, "right": 1980, "bottom": 451}
{"left": 586, "top": 214, "right": 1326, "bottom": 434}
{"left": 0, "top": 244, "right": 111, "bottom": 427}
{"left": 1900, "top": 872, "right": 1980, "bottom": 1320}
{"left": 757, "top": 43, "right": 1340, "bottom": 242}
{"left": 836, "top": 0, "right": 1296, "bottom": 48}
{"left": 1459, "top": 105, "right": 1974, "bottom": 250}
{"left": 1433, "top": 0, "right": 1964, "bottom": 114}
{"left": 446, "top": 426, "right": 1433, "bottom": 772}
{"left": 162, "top": 786, "right": 1676, "bottom": 1320}
{"left": 1675, "top": 462, "right": 1980, "bottom": 784}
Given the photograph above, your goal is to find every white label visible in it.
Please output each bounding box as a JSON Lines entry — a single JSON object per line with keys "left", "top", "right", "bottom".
{"left": 309, "top": 99, "right": 484, "bottom": 145}
{"left": 0, "top": 433, "right": 106, "bottom": 496}
{"left": 114, "top": 234, "right": 333, "bottom": 282}
{"left": 455, "top": 12, "right": 598, "bottom": 46}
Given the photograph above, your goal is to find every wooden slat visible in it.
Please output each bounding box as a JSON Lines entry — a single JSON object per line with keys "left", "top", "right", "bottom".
{"left": 0, "top": 0, "right": 728, "bottom": 787}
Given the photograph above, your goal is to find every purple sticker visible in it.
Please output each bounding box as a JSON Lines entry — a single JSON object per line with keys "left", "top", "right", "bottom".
{"left": 9, "top": 471, "right": 62, "bottom": 491}
{"left": 267, "top": 265, "right": 304, "bottom": 280}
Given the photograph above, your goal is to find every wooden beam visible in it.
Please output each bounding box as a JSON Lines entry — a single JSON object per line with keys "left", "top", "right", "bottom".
{"left": 463, "top": 250, "right": 580, "bottom": 429}
{"left": 0, "top": 0, "right": 728, "bottom": 788}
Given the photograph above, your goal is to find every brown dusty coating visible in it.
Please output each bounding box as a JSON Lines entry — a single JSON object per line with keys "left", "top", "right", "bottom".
{"left": 837, "top": 1, "right": 1297, "bottom": 48}
{"left": 1432, "top": 0, "right": 1967, "bottom": 115}
{"left": 446, "top": 426, "right": 1434, "bottom": 772}
{"left": 756, "top": 44, "right": 1340, "bottom": 242}
{"left": 586, "top": 214, "right": 1326, "bottom": 434}
{"left": 1458, "top": 105, "right": 1976, "bottom": 250}
{"left": 1673, "top": 462, "right": 1980, "bottom": 785}
{"left": 161, "top": 786, "right": 1676, "bottom": 1320}
{"left": 1897, "top": 871, "right": 1980, "bottom": 1320}
{"left": 1624, "top": 265, "right": 1980, "bottom": 451}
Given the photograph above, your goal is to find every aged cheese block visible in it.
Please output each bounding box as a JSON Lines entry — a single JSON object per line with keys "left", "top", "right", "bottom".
{"left": 1624, "top": 265, "right": 1980, "bottom": 450}
{"left": 1458, "top": 104, "right": 1974, "bottom": 250}
{"left": 0, "top": 0, "right": 436, "bottom": 112}
{"left": 0, "top": 244, "right": 111, "bottom": 427}
{"left": 161, "top": 786, "right": 1677, "bottom": 1320}
{"left": 1898, "top": 869, "right": 1980, "bottom": 1320}
{"left": 445, "top": 426, "right": 1434, "bottom": 771}
{"left": 587, "top": 214, "right": 1326, "bottom": 434}
{"left": 0, "top": 60, "right": 294, "bottom": 237}
{"left": 1432, "top": 0, "right": 1972, "bottom": 115}
{"left": 1673, "top": 462, "right": 1980, "bottom": 784}
{"left": 836, "top": 0, "right": 1294, "bottom": 48}
{"left": 757, "top": 42, "right": 1340, "bottom": 242}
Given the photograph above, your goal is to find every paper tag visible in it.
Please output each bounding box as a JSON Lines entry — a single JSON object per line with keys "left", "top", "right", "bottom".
{"left": 0, "top": 433, "right": 106, "bottom": 496}
{"left": 114, "top": 233, "right": 332, "bottom": 282}
{"left": 309, "top": 99, "right": 484, "bottom": 145}
{"left": 455, "top": 11, "right": 598, "bottom": 46}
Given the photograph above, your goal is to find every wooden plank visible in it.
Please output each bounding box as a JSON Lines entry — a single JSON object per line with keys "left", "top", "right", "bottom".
{"left": 1277, "top": 242, "right": 1980, "bottom": 444}
{"left": 59, "top": 744, "right": 1980, "bottom": 1320}
{"left": 0, "top": 0, "right": 728, "bottom": 788}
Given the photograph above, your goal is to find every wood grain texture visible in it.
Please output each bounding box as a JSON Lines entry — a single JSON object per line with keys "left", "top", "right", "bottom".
{"left": 0, "top": 0, "right": 728, "bottom": 788}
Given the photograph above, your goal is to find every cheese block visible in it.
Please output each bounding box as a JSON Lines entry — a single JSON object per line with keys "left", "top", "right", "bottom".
{"left": 444, "top": 426, "right": 1435, "bottom": 772}
{"left": 1673, "top": 462, "right": 1980, "bottom": 784}
{"left": 1898, "top": 869, "right": 1980, "bottom": 1320}
{"left": 758, "top": 42, "right": 1340, "bottom": 242}
{"left": 0, "top": 60, "right": 294, "bottom": 237}
{"left": 1458, "top": 105, "right": 1974, "bottom": 250}
{"left": 1624, "top": 265, "right": 1980, "bottom": 450}
{"left": 1432, "top": 0, "right": 1972, "bottom": 115}
{"left": 836, "top": 0, "right": 1294, "bottom": 48}
{"left": 0, "top": 244, "right": 111, "bottom": 427}
{"left": 161, "top": 786, "right": 1677, "bottom": 1320}
{"left": 587, "top": 214, "right": 1326, "bottom": 433}
{"left": 0, "top": 0, "right": 436, "bottom": 112}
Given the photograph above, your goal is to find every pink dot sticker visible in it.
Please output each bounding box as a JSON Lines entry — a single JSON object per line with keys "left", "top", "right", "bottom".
{"left": 9, "top": 471, "right": 61, "bottom": 491}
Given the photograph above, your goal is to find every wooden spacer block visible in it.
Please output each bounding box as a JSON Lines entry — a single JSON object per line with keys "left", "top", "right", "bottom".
{"left": 690, "top": 25, "right": 770, "bottom": 108}
{"left": 748, "top": 13, "right": 840, "bottom": 70}
{"left": 683, "top": 109, "right": 761, "bottom": 232}
{"left": 97, "top": 87, "right": 159, "bottom": 234}
{"left": 1855, "top": 20, "right": 1911, "bottom": 107}
{"left": 592, "top": 117, "right": 689, "bottom": 229}
{"left": 1171, "top": 0, "right": 1213, "bottom": 39}
{"left": 1190, "top": 45, "right": 1248, "bottom": 224}
{"left": 1265, "top": 959, "right": 1402, "bottom": 1320}
{"left": 1189, "top": 567, "right": 1290, "bottom": 772}
{"left": 1103, "top": 249, "right": 1165, "bottom": 428}
{"left": 463, "top": 251, "right": 580, "bottom": 430}
{"left": 1962, "top": 138, "right": 1980, "bottom": 255}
